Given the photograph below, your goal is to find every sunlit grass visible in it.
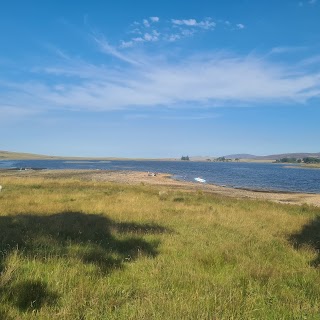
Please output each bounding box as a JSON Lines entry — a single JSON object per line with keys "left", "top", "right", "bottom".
{"left": 0, "top": 176, "right": 320, "bottom": 319}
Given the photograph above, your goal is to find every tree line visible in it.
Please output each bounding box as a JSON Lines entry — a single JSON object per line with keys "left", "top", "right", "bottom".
{"left": 275, "top": 157, "right": 320, "bottom": 164}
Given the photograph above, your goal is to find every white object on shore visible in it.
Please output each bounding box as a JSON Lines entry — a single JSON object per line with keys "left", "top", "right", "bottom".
{"left": 194, "top": 177, "right": 206, "bottom": 183}
{"left": 0, "top": 185, "right": 2, "bottom": 192}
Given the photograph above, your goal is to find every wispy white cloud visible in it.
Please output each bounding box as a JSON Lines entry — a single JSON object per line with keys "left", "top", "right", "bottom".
{"left": 120, "top": 16, "right": 244, "bottom": 47}
{"left": 135, "top": 16, "right": 160, "bottom": 29}
{"left": 92, "top": 34, "right": 140, "bottom": 65}
{"left": 125, "top": 112, "right": 219, "bottom": 120}
{"left": 299, "top": 0, "right": 317, "bottom": 6}
{"left": 122, "top": 17, "right": 163, "bottom": 47}
{"left": 143, "top": 32, "right": 159, "bottom": 42}
{"left": 120, "top": 30, "right": 160, "bottom": 47}
{"left": 150, "top": 16, "right": 160, "bottom": 22}
{"left": 269, "top": 46, "right": 306, "bottom": 55}
{"left": 1, "top": 44, "right": 320, "bottom": 114}
{"left": 166, "top": 34, "right": 181, "bottom": 42}
{"left": 131, "top": 37, "right": 144, "bottom": 43}
{"left": 120, "top": 40, "right": 134, "bottom": 48}
{"left": 171, "top": 18, "right": 197, "bottom": 26}
{"left": 143, "top": 19, "right": 150, "bottom": 28}
{"left": 164, "top": 29, "right": 196, "bottom": 42}
{"left": 44, "top": 45, "right": 71, "bottom": 60}
{"left": 299, "top": 55, "right": 320, "bottom": 66}
{"left": 236, "top": 23, "right": 245, "bottom": 29}
{"left": 129, "top": 28, "right": 142, "bottom": 35}
{"left": 158, "top": 114, "right": 220, "bottom": 120}
{"left": 171, "top": 18, "right": 216, "bottom": 30}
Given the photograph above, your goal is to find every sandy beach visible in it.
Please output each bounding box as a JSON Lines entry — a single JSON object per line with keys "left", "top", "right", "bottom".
{"left": 1, "top": 169, "right": 320, "bottom": 207}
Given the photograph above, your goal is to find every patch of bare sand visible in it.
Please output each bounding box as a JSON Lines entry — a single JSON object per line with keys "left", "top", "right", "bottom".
{"left": 1, "top": 169, "right": 320, "bottom": 207}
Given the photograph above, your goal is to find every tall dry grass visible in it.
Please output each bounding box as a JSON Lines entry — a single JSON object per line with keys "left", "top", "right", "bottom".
{"left": 0, "top": 176, "right": 320, "bottom": 319}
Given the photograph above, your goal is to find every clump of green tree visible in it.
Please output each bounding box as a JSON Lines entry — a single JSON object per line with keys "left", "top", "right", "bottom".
{"left": 275, "top": 158, "right": 301, "bottom": 163}
{"left": 214, "top": 157, "right": 232, "bottom": 162}
{"left": 181, "top": 156, "right": 190, "bottom": 161}
{"left": 303, "top": 157, "right": 320, "bottom": 164}
{"left": 275, "top": 157, "right": 320, "bottom": 164}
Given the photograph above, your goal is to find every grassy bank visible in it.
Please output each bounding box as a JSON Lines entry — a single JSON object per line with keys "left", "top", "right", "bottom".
{"left": 0, "top": 176, "right": 320, "bottom": 319}
{"left": 302, "top": 164, "right": 320, "bottom": 169}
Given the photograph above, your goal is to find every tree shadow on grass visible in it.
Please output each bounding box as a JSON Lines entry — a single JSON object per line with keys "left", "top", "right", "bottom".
{"left": 9, "top": 280, "right": 59, "bottom": 312}
{"left": 0, "top": 211, "right": 171, "bottom": 312}
{"left": 289, "top": 215, "right": 320, "bottom": 267}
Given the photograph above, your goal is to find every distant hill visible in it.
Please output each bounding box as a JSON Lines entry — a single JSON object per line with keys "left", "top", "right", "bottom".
{"left": 0, "top": 150, "right": 173, "bottom": 161}
{"left": 0, "top": 150, "right": 58, "bottom": 160}
{"left": 2, "top": 150, "right": 320, "bottom": 161}
{"left": 0, "top": 150, "right": 131, "bottom": 161}
{"left": 223, "top": 154, "right": 258, "bottom": 159}
{"left": 222, "top": 152, "right": 320, "bottom": 160}
{"left": 256, "top": 153, "right": 320, "bottom": 160}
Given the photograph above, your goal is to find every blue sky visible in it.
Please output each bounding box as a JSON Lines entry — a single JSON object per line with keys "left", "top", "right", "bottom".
{"left": 1, "top": 0, "right": 320, "bottom": 158}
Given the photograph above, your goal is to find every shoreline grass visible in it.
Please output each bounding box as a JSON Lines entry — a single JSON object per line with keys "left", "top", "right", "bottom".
{"left": 1, "top": 176, "right": 320, "bottom": 319}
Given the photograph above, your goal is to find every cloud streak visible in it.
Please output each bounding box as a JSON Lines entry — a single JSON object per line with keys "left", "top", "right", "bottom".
{"left": 1, "top": 44, "right": 320, "bottom": 114}
{"left": 92, "top": 35, "right": 140, "bottom": 65}
{"left": 269, "top": 46, "right": 306, "bottom": 55}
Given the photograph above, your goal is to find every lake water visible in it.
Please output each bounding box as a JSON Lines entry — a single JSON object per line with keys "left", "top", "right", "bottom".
{"left": 0, "top": 159, "right": 320, "bottom": 194}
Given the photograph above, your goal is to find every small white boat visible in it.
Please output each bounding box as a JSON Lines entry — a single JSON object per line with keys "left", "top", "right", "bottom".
{"left": 194, "top": 177, "right": 206, "bottom": 183}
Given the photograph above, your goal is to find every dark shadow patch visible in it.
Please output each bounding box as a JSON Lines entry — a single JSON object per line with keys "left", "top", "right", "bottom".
{"left": 80, "top": 248, "right": 122, "bottom": 273}
{"left": 172, "top": 197, "right": 185, "bottom": 202}
{"left": 0, "top": 212, "right": 171, "bottom": 312}
{"left": 10, "top": 280, "right": 58, "bottom": 312}
{"left": 0, "top": 212, "right": 169, "bottom": 272}
{"left": 114, "top": 238, "right": 160, "bottom": 260}
{"left": 289, "top": 215, "right": 320, "bottom": 267}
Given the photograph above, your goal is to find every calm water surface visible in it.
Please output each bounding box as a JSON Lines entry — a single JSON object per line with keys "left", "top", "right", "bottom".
{"left": 0, "top": 160, "right": 320, "bottom": 193}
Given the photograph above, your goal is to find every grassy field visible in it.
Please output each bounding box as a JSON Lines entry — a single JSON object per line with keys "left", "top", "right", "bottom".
{"left": 0, "top": 176, "right": 320, "bottom": 319}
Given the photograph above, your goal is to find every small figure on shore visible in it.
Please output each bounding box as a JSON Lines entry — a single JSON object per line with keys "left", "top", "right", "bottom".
{"left": 0, "top": 185, "right": 2, "bottom": 192}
